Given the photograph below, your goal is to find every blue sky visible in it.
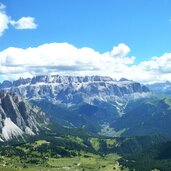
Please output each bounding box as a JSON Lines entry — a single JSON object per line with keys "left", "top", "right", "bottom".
{"left": 0, "top": 0, "right": 171, "bottom": 83}
{"left": 1, "top": 0, "right": 171, "bottom": 61}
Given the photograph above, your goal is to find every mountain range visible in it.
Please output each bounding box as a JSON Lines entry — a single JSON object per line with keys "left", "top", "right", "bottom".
{"left": 0, "top": 75, "right": 149, "bottom": 103}
{"left": 1, "top": 75, "right": 171, "bottom": 170}
{"left": 0, "top": 75, "right": 170, "bottom": 142}
{"left": 147, "top": 81, "right": 171, "bottom": 95}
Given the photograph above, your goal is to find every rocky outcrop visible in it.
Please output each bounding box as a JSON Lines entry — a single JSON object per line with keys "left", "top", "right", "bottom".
{"left": 0, "top": 91, "right": 47, "bottom": 141}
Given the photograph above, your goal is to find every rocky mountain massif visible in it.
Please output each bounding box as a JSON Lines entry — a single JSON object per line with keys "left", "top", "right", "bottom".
{"left": 0, "top": 75, "right": 149, "bottom": 103}
{"left": 0, "top": 75, "right": 151, "bottom": 140}
{"left": 1, "top": 75, "right": 171, "bottom": 142}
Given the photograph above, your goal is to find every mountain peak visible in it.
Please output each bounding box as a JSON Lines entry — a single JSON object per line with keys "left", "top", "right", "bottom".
{"left": 119, "top": 78, "right": 130, "bottom": 81}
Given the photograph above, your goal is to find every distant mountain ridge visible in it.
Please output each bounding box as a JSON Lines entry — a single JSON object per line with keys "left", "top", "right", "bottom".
{"left": 0, "top": 75, "right": 150, "bottom": 105}
{"left": 147, "top": 81, "right": 171, "bottom": 95}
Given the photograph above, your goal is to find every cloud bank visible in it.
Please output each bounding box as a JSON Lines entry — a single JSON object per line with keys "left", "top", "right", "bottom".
{"left": 0, "top": 3, "right": 170, "bottom": 83}
{"left": 0, "top": 42, "right": 171, "bottom": 83}
{"left": 0, "top": 3, "right": 37, "bottom": 36}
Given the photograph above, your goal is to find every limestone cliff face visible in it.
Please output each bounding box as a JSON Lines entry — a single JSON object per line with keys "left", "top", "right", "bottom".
{"left": 0, "top": 75, "right": 149, "bottom": 105}
{"left": 0, "top": 91, "right": 47, "bottom": 141}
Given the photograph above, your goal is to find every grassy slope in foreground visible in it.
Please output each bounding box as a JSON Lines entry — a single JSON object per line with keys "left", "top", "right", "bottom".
{"left": 0, "top": 150, "right": 128, "bottom": 171}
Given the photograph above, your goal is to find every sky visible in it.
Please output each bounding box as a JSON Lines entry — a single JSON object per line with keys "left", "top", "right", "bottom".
{"left": 0, "top": 0, "right": 171, "bottom": 83}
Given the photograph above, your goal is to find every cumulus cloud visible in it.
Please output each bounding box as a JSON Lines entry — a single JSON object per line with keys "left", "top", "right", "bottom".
{"left": 0, "top": 42, "right": 171, "bottom": 83}
{"left": 10, "top": 17, "right": 37, "bottom": 29}
{"left": 0, "top": 42, "right": 135, "bottom": 81}
{"left": 0, "top": 3, "right": 37, "bottom": 37}
{"left": 132, "top": 53, "right": 171, "bottom": 83}
{"left": 0, "top": 3, "right": 9, "bottom": 36}
{"left": 110, "top": 43, "right": 130, "bottom": 57}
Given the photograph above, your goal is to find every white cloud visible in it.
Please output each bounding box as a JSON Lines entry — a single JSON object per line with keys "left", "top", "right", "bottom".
{"left": 0, "top": 42, "right": 135, "bottom": 81}
{"left": 0, "top": 3, "right": 9, "bottom": 36}
{"left": 110, "top": 43, "right": 130, "bottom": 57}
{"left": 132, "top": 53, "right": 171, "bottom": 83}
{"left": 10, "top": 17, "right": 37, "bottom": 29}
{"left": 0, "top": 3, "right": 5, "bottom": 10}
{"left": 0, "top": 42, "right": 171, "bottom": 83}
{"left": 0, "top": 3, "right": 37, "bottom": 37}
